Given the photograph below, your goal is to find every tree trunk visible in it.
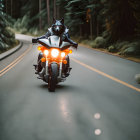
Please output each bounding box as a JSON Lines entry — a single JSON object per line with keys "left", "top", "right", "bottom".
{"left": 80, "top": 24, "right": 82, "bottom": 37}
{"left": 53, "top": 0, "right": 56, "bottom": 18}
{"left": 5, "top": 0, "right": 7, "bottom": 14}
{"left": 46, "top": 0, "right": 50, "bottom": 26}
{"left": 56, "top": 5, "right": 59, "bottom": 19}
{"left": 11, "top": 0, "right": 12, "bottom": 17}
{"left": 90, "top": 16, "right": 93, "bottom": 39}
{"left": 39, "top": 0, "right": 42, "bottom": 30}
{"left": 96, "top": 19, "right": 99, "bottom": 36}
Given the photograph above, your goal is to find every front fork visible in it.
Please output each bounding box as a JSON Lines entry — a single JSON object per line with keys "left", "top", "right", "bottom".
{"left": 59, "top": 62, "right": 62, "bottom": 78}
{"left": 45, "top": 60, "right": 49, "bottom": 75}
{"left": 45, "top": 60, "right": 64, "bottom": 82}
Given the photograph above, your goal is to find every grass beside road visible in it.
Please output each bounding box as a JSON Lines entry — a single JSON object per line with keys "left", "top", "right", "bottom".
{"left": 79, "top": 42, "right": 140, "bottom": 63}
{"left": 74, "top": 38, "right": 140, "bottom": 63}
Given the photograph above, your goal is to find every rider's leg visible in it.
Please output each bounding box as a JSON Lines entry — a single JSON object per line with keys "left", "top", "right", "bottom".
{"left": 65, "top": 55, "right": 72, "bottom": 76}
{"left": 36, "top": 52, "right": 43, "bottom": 73}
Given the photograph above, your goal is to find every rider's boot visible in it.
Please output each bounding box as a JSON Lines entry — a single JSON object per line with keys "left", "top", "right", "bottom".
{"left": 34, "top": 52, "right": 43, "bottom": 74}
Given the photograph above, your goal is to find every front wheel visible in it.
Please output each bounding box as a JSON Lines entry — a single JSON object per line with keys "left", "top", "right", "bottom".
{"left": 48, "top": 63, "right": 58, "bottom": 92}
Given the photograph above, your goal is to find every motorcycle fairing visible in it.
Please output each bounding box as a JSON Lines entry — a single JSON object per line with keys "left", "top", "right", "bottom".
{"left": 38, "top": 35, "right": 71, "bottom": 50}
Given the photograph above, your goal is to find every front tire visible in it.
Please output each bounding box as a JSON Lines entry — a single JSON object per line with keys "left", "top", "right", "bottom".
{"left": 48, "top": 63, "right": 58, "bottom": 92}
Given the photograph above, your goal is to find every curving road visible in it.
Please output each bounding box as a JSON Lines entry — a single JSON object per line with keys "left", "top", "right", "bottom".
{"left": 0, "top": 34, "right": 140, "bottom": 140}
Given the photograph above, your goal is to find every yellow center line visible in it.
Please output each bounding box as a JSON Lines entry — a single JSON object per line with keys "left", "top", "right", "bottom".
{"left": 0, "top": 57, "right": 23, "bottom": 77}
{"left": 71, "top": 57, "right": 140, "bottom": 92}
{"left": 0, "top": 46, "right": 31, "bottom": 73}
{"left": 0, "top": 45, "right": 32, "bottom": 77}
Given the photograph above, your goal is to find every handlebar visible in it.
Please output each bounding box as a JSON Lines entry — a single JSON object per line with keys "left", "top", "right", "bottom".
{"left": 32, "top": 38, "right": 38, "bottom": 43}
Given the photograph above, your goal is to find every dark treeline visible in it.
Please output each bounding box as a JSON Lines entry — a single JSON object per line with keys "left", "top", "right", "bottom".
{"left": 3, "top": 0, "right": 104, "bottom": 37}
{"left": 1, "top": 0, "right": 140, "bottom": 55}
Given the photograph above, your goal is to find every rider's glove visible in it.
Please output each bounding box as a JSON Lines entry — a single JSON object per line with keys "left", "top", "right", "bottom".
{"left": 73, "top": 42, "right": 78, "bottom": 49}
{"left": 32, "top": 38, "right": 38, "bottom": 43}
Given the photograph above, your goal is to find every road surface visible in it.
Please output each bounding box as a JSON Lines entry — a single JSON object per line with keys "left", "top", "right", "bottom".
{"left": 0, "top": 34, "right": 140, "bottom": 140}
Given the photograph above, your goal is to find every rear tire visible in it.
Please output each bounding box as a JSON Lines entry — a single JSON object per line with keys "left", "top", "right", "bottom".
{"left": 48, "top": 63, "right": 58, "bottom": 92}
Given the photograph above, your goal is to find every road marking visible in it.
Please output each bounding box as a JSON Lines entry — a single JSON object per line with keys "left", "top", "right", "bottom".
{"left": 94, "top": 113, "right": 101, "bottom": 119}
{"left": 94, "top": 129, "right": 102, "bottom": 135}
{"left": 71, "top": 58, "right": 140, "bottom": 92}
{"left": 0, "top": 45, "right": 32, "bottom": 77}
{"left": 0, "top": 46, "right": 31, "bottom": 73}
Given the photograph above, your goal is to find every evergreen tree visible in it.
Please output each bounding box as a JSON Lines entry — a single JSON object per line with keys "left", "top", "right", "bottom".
{"left": 0, "top": 0, "right": 15, "bottom": 52}
{"left": 64, "top": 0, "right": 88, "bottom": 36}
{"left": 2, "top": 0, "right": 140, "bottom": 44}
{"left": 86, "top": 0, "right": 104, "bottom": 37}
{"left": 130, "top": 0, "right": 140, "bottom": 38}
{"left": 0, "top": 0, "right": 6, "bottom": 51}
{"left": 103, "top": 0, "right": 137, "bottom": 42}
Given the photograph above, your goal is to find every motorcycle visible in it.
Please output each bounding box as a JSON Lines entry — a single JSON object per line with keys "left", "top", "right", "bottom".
{"left": 32, "top": 35, "right": 73, "bottom": 92}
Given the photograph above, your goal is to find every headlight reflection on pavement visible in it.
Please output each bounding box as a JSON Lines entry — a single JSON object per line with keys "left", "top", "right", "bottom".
{"left": 59, "top": 97, "right": 71, "bottom": 123}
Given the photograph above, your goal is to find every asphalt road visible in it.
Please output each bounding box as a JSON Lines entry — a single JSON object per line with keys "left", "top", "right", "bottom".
{"left": 0, "top": 34, "right": 140, "bottom": 140}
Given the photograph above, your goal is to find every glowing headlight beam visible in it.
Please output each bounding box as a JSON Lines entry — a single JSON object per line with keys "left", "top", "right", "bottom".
{"left": 51, "top": 49, "right": 59, "bottom": 58}
{"left": 61, "top": 52, "right": 66, "bottom": 58}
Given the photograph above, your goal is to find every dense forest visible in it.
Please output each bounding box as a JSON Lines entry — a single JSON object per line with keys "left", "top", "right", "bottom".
{"left": 0, "top": 0, "right": 16, "bottom": 53}
{"left": 1, "top": 0, "right": 140, "bottom": 56}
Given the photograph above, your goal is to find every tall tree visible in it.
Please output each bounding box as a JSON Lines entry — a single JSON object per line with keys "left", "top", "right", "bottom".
{"left": 39, "top": 0, "right": 42, "bottom": 30}
{"left": 46, "top": 0, "right": 50, "bottom": 25}
{"left": 56, "top": 0, "right": 67, "bottom": 19}
{"left": 5, "top": 0, "right": 7, "bottom": 14}
{"left": 10, "top": 0, "right": 12, "bottom": 16}
{"left": 53, "top": 0, "right": 56, "bottom": 18}
{"left": 0, "top": 0, "right": 15, "bottom": 52}
{"left": 56, "top": 5, "right": 59, "bottom": 19}
{"left": 104, "top": 0, "right": 137, "bottom": 42}
{"left": 130, "top": 0, "right": 140, "bottom": 38}
{"left": 65, "top": 0, "right": 87, "bottom": 36}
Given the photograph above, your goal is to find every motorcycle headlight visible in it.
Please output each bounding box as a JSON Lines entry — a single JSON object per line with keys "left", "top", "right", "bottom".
{"left": 61, "top": 52, "right": 66, "bottom": 58}
{"left": 44, "top": 50, "right": 49, "bottom": 56}
{"left": 51, "top": 49, "right": 59, "bottom": 58}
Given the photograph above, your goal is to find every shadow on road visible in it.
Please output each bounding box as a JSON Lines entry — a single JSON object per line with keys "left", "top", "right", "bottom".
{"left": 38, "top": 83, "right": 79, "bottom": 93}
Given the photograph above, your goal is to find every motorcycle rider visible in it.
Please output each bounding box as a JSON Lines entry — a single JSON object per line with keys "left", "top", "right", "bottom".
{"left": 35, "top": 18, "right": 78, "bottom": 76}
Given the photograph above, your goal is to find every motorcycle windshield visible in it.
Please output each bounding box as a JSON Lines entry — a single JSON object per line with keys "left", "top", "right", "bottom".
{"left": 60, "top": 41, "right": 71, "bottom": 49}
{"left": 38, "top": 35, "right": 71, "bottom": 49}
{"left": 48, "top": 36, "right": 60, "bottom": 48}
{"left": 38, "top": 36, "right": 60, "bottom": 48}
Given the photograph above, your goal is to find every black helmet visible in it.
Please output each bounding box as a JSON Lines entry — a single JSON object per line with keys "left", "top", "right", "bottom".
{"left": 52, "top": 18, "right": 65, "bottom": 35}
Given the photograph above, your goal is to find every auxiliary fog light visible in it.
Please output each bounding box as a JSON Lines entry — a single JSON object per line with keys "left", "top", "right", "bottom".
{"left": 51, "top": 49, "right": 59, "bottom": 58}
{"left": 44, "top": 50, "right": 49, "bottom": 56}
{"left": 61, "top": 52, "right": 66, "bottom": 58}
